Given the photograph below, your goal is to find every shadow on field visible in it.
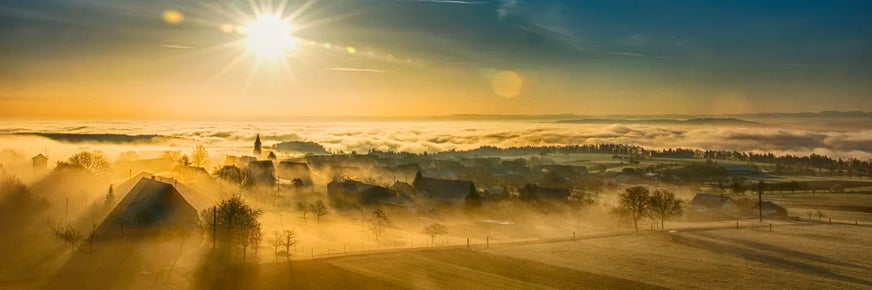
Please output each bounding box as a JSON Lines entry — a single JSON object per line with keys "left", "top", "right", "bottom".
{"left": 673, "top": 232, "right": 871, "bottom": 285}
{"left": 192, "top": 252, "right": 402, "bottom": 290}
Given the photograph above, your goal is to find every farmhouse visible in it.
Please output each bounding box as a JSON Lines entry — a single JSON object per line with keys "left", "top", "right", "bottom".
{"left": 755, "top": 201, "right": 788, "bottom": 218}
{"left": 95, "top": 177, "right": 199, "bottom": 239}
{"left": 519, "top": 184, "right": 571, "bottom": 202}
{"left": 413, "top": 172, "right": 476, "bottom": 206}
{"left": 277, "top": 161, "right": 313, "bottom": 187}
{"left": 247, "top": 160, "right": 276, "bottom": 185}
{"left": 327, "top": 179, "right": 406, "bottom": 208}
{"left": 689, "top": 193, "right": 738, "bottom": 217}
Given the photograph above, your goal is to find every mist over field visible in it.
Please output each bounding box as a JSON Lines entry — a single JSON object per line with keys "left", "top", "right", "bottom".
{"left": 3, "top": 114, "right": 872, "bottom": 163}
{"left": 2, "top": 0, "right": 872, "bottom": 287}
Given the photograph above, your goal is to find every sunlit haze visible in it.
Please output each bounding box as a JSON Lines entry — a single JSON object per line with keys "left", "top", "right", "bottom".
{"left": 1, "top": 1, "right": 872, "bottom": 289}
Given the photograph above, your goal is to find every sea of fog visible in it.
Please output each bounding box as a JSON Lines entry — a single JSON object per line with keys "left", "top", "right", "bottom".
{"left": 0, "top": 119, "right": 871, "bottom": 163}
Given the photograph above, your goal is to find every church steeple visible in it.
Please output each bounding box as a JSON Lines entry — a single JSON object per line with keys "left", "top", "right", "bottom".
{"left": 254, "top": 133, "right": 262, "bottom": 155}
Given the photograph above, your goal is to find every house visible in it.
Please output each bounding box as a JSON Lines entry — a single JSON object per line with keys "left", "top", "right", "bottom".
{"left": 412, "top": 172, "right": 475, "bottom": 206}
{"left": 755, "top": 201, "right": 788, "bottom": 218}
{"left": 172, "top": 165, "right": 210, "bottom": 179}
{"left": 689, "top": 193, "right": 738, "bottom": 216}
{"left": 519, "top": 184, "right": 571, "bottom": 202}
{"left": 239, "top": 156, "right": 258, "bottom": 167}
{"left": 223, "top": 155, "right": 240, "bottom": 166}
{"left": 390, "top": 181, "right": 416, "bottom": 197}
{"left": 327, "top": 179, "right": 406, "bottom": 208}
{"left": 247, "top": 160, "right": 276, "bottom": 185}
{"left": 95, "top": 177, "right": 199, "bottom": 239}
{"left": 277, "top": 161, "right": 313, "bottom": 187}
{"left": 32, "top": 154, "right": 48, "bottom": 176}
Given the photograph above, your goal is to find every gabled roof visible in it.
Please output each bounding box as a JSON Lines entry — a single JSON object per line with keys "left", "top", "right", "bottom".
{"left": 758, "top": 201, "right": 786, "bottom": 211}
{"left": 413, "top": 175, "right": 474, "bottom": 203}
{"left": 690, "top": 193, "right": 733, "bottom": 208}
{"left": 248, "top": 160, "right": 275, "bottom": 169}
{"left": 95, "top": 178, "right": 199, "bottom": 237}
{"left": 32, "top": 154, "right": 47, "bottom": 161}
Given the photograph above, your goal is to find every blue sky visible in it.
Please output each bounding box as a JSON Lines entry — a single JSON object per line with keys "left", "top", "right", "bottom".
{"left": 0, "top": 0, "right": 870, "bottom": 118}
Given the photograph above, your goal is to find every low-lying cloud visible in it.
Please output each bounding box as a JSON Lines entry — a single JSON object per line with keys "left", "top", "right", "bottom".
{"left": 1, "top": 120, "right": 871, "bottom": 160}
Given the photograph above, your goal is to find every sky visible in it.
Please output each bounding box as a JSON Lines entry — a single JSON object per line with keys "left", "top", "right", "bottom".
{"left": 0, "top": 0, "right": 870, "bottom": 119}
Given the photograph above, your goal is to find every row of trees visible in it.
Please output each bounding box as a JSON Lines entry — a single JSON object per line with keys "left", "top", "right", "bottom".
{"left": 618, "top": 186, "right": 683, "bottom": 233}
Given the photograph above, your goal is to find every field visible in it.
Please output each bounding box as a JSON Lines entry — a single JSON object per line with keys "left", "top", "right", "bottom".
{"left": 196, "top": 223, "right": 872, "bottom": 289}
{"left": 767, "top": 193, "right": 872, "bottom": 223}
{"left": 2, "top": 219, "right": 870, "bottom": 289}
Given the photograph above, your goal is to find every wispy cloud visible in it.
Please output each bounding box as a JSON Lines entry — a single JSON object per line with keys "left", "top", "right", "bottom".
{"left": 609, "top": 51, "right": 646, "bottom": 57}
{"left": 160, "top": 44, "right": 194, "bottom": 49}
{"left": 324, "top": 67, "right": 387, "bottom": 73}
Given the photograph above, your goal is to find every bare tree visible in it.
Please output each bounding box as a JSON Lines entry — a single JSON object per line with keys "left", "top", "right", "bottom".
{"left": 296, "top": 202, "right": 309, "bottom": 222}
{"left": 51, "top": 222, "right": 83, "bottom": 252}
{"left": 161, "top": 151, "right": 181, "bottom": 162}
{"left": 816, "top": 210, "right": 826, "bottom": 221}
{"left": 619, "top": 186, "right": 650, "bottom": 233}
{"left": 240, "top": 223, "right": 262, "bottom": 262}
{"left": 422, "top": 223, "right": 448, "bottom": 245}
{"left": 309, "top": 200, "right": 328, "bottom": 223}
{"left": 191, "top": 144, "right": 209, "bottom": 167}
{"left": 281, "top": 230, "right": 296, "bottom": 260}
{"left": 268, "top": 231, "right": 283, "bottom": 260}
{"left": 648, "top": 189, "right": 682, "bottom": 229}
{"left": 367, "top": 208, "right": 390, "bottom": 243}
{"left": 68, "top": 151, "right": 110, "bottom": 174}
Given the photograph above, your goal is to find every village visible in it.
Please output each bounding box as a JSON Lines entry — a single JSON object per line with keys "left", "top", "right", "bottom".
{"left": 2, "top": 135, "right": 871, "bottom": 289}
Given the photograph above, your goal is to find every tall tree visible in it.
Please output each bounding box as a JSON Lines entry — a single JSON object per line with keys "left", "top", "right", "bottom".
{"left": 67, "top": 151, "right": 110, "bottom": 174}
{"left": 421, "top": 223, "right": 448, "bottom": 245}
{"left": 199, "top": 196, "right": 263, "bottom": 258}
{"left": 309, "top": 200, "right": 328, "bottom": 223}
{"left": 191, "top": 144, "right": 209, "bottom": 167}
{"left": 367, "top": 208, "right": 390, "bottom": 242}
{"left": 619, "top": 186, "right": 651, "bottom": 233}
{"left": 648, "top": 189, "right": 682, "bottom": 229}
{"left": 296, "top": 202, "right": 309, "bottom": 222}
{"left": 50, "top": 222, "right": 83, "bottom": 252}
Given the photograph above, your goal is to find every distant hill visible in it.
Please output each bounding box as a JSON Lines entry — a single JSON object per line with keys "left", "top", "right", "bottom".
{"left": 274, "top": 141, "right": 329, "bottom": 154}
{"left": 554, "top": 118, "right": 762, "bottom": 126}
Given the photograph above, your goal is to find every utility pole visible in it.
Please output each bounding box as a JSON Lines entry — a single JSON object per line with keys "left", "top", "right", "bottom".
{"left": 758, "top": 181, "right": 764, "bottom": 223}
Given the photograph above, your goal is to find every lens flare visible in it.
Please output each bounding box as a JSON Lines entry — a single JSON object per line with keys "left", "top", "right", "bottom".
{"left": 491, "top": 70, "right": 524, "bottom": 98}
{"left": 161, "top": 9, "right": 185, "bottom": 25}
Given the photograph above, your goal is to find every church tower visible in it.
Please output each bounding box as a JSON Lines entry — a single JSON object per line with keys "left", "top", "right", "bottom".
{"left": 253, "top": 134, "right": 262, "bottom": 156}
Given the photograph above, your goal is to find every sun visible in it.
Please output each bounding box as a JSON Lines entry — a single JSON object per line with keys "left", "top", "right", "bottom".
{"left": 243, "top": 15, "right": 295, "bottom": 59}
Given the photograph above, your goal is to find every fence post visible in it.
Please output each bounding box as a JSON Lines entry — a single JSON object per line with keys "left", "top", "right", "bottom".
{"left": 573, "top": 232, "right": 576, "bottom": 241}
{"left": 829, "top": 218, "right": 832, "bottom": 225}
{"left": 736, "top": 221, "right": 739, "bottom": 229}
{"left": 467, "top": 238, "right": 470, "bottom": 249}
{"left": 769, "top": 223, "right": 772, "bottom": 232}
{"left": 486, "top": 237, "right": 489, "bottom": 248}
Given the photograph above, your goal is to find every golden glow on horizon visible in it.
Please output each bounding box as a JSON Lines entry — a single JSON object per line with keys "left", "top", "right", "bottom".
{"left": 243, "top": 15, "right": 295, "bottom": 59}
